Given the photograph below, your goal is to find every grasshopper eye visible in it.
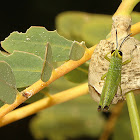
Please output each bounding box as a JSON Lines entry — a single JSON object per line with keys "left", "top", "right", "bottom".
{"left": 118, "top": 51, "right": 123, "bottom": 56}
{"left": 111, "top": 50, "right": 115, "bottom": 54}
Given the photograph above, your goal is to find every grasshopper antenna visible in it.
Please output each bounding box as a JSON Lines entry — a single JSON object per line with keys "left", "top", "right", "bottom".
{"left": 116, "top": 29, "right": 119, "bottom": 49}
{"left": 119, "top": 33, "right": 132, "bottom": 50}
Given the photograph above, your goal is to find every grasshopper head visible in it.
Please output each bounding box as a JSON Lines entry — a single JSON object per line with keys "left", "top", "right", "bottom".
{"left": 111, "top": 49, "right": 123, "bottom": 58}
{"left": 112, "top": 29, "right": 130, "bottom": 59}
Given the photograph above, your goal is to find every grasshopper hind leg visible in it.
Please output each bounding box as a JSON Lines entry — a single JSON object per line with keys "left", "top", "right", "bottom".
{"left": 98, "top": 72, "right": 108, "bottom": 112}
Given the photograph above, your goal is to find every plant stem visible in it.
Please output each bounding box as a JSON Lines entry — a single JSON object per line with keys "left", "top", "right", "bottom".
{"left": 126, "top": 91, "right": 140, "bottom": 140}
{"left": 114, "top": 0, "right": 140, "bottom": 16}
{"left": 0, "top": 83, "right": 88, "bottom": 127}
{"left": 131, "top": 22, "right": 140, "bottom": 36}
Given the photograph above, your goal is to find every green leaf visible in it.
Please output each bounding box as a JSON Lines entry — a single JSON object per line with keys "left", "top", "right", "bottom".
{"left": 56, "top": 11, "right": 140, "bottom": 46}
{"left": 1, "top": 26, "right": 73, "bottom": 62}
{"left": 69, "top": 41, "right": 86, "bottom": 61}
{"left": 1, "top": 26, "right": 85, "bottom": 88}
{"left": 30, "top": 95, "right": 105, "bottom": 140}
{"left": 64, "top": 63, "right": 88, "bottom": 83}
{"left": 56, "top": 11, "right": 89, "bottom": 42}
{"left": 0, "top": 51, "right": 43, "bottom": 88}
{"left": 81, "top": 16, "right": 112, "bottom": 45}
{"left": 0, "top": 61, "right": 17, "bottom": 104}
{"left": 56, "top": 12, "right": 112, "bottom": 46}
{"left": 41, "top": 43, "right": 53, "bottom": 82}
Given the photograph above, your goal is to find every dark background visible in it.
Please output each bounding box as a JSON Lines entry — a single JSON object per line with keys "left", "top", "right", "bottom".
{"left": 0, "top": 0, "right": 140, "bottom": 42}
{"left": 0, "top": 0, "right": 140, "bottom": 140}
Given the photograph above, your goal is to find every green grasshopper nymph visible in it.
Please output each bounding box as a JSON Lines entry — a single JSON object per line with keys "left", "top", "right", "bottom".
{"left": 98, "top": 30, "right": 132, "bottom": 112}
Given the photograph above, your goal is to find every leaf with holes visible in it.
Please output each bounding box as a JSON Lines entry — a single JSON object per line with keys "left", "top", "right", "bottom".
{"left": 0, "top": 51, "right": 43, "bottom": 88}
{"left": 30, "top": 95, "right": 105, "bottom": 140}
{"left": 56, "top": 11, "right": 112, "bottom": 46}
{"left": 1, "top": 26, "right": 73, "bottom": 62}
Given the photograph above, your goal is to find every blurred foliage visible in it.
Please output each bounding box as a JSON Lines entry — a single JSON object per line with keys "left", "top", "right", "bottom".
{"left": 1, "top": 26, "right": 73, "bottom": 62}
{"left": 30, "top": 95, "right": 105, "bottom": 140}
{"left": 56, "top": 11, "right": 140, "bottom": 46}
{"left": 64, "top": 63, "right": 88, "bottom": 83}
{"left": 56, "top": 11, "right": 112, "bottom": 46}
{"left": 113, "top": 95, "right": 140, "bottom": 140}
{"left": 131, "top": 12, "right": 140, "bottom": 40}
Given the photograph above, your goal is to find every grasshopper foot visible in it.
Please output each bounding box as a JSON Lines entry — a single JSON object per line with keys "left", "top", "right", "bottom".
{"left": 103, "top": 106, "right": 109, "bottom": 112}
{"left": 97, "top": 105, "right": 102, "bottom": 112}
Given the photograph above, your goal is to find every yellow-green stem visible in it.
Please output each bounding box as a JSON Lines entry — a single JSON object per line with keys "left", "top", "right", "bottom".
{"left": 126, "top": 91, "right": 140, "bottom": 140}
{"left": 114, "top": 0, "right": 140, "bottom": 16}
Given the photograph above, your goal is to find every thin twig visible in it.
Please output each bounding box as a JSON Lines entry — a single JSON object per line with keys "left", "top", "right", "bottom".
{"left": 114, "top": 0, "right": 140, "bottom": 16}
{"left": 0, "top": 83, "right": 88, "bottom": 127}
